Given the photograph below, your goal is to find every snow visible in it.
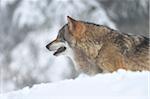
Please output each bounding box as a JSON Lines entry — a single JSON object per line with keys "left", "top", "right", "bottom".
{"left": 1, "top": 70, "right": 149, "bottom": 99}
{"left": 13, "top": 0, "right": 46, "bottom": 27}
{"left": 12, "top": 0, "right": 116, "bottom": 28}
{"left": 0, "top": 0, "right": 17, "bottom": 8}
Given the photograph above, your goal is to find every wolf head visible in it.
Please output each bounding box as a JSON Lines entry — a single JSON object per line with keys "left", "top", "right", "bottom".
{"left": 46, "top": 16, "right": 109, "bottom": 58}
{"left": 46, "top": 16, "right": 86, "bottom": 56}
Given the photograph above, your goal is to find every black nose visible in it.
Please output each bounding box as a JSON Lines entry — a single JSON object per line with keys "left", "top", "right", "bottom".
{"left": 46, "top": 44, "right": 49, "bottom": 50}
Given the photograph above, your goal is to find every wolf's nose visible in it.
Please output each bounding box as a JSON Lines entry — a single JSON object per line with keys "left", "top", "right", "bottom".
{"left": 46, "top": 45, "right": 49, "bottom": 50}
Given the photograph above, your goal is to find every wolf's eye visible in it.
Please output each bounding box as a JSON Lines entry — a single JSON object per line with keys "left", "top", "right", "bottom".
{"left": 60, "top": 36, "right": 65, "bottom": 42}
{"left": 59, "top": 33, "right": 66, "bottom": 42}
{"left": 57, "top": 35, "right": 65, "bottom": 42}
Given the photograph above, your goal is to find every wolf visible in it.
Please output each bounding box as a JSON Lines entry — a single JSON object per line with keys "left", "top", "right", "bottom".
{"left": 46, "top": 16, "right": 150, "bottom": 75}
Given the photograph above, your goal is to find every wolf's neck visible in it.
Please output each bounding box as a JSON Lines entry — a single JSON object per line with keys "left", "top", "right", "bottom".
{"left": 64, "top": 43, "right": 80, "bottom": 71}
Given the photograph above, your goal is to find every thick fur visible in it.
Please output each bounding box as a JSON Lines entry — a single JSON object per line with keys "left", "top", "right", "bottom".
{"left": 46, "top": 16, "right": 150, "bottom": 75}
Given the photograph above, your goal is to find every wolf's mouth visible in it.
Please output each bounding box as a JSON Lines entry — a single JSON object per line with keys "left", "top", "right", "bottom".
{"left": 53, "top": 47, "right": 66, "bottom": 56}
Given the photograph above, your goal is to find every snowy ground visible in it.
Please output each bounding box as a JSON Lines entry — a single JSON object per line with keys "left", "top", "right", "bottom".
{"left": 1, "top": 70, "right": 149, "bottom": 99}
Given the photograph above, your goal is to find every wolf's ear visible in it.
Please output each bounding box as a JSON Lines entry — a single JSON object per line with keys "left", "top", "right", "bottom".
{"left": 67, "top": 16, "right": 86, "bottom": 38}
{"left": 67, "top": 16, "right": 76, "bottom": 31}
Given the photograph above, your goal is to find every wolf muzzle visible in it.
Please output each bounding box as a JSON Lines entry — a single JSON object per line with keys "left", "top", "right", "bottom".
{"left": 46, "top": 44, "right": 51, "bottom": 50}
{"left": 46, "top": 39, "right": 57, "bottom": 51}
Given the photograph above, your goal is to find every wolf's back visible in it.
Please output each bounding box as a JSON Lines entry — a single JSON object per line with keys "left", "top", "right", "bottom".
{"left": 95, "top": 28, "right": 150, "bottom": 72}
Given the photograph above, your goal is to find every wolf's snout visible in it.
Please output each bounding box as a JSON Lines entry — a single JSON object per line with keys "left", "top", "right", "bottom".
{"left": 46, "top": 44, "right": 49, "bottom": 49}
{"left": 46, "top": 44, "right": 51, "bottom": 50}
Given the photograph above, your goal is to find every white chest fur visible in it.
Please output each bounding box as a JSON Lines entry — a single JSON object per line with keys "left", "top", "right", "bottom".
{"left": 64, "top": 42, "right": 79, "bottom": 71}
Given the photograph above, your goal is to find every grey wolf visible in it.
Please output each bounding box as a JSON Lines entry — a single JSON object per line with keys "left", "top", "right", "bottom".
{"left": 46, "top": 16, "right": 150, "bottom": 75}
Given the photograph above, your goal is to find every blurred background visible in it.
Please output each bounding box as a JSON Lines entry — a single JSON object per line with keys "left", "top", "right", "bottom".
{"left": 0, "top": 0, "right": 149, "bottom": 93}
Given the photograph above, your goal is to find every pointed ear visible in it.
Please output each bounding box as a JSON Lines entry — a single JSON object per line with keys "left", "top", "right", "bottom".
{"left": 67, "top": 16, "right": 86, "bottom": 39}
{"left": 67, "top": 16, "right": 76, "bottom": 31}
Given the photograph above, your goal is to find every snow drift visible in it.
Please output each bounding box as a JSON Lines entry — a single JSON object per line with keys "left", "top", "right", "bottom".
{"left": 1, "top": 70, "right": 149, "bottom": 99}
